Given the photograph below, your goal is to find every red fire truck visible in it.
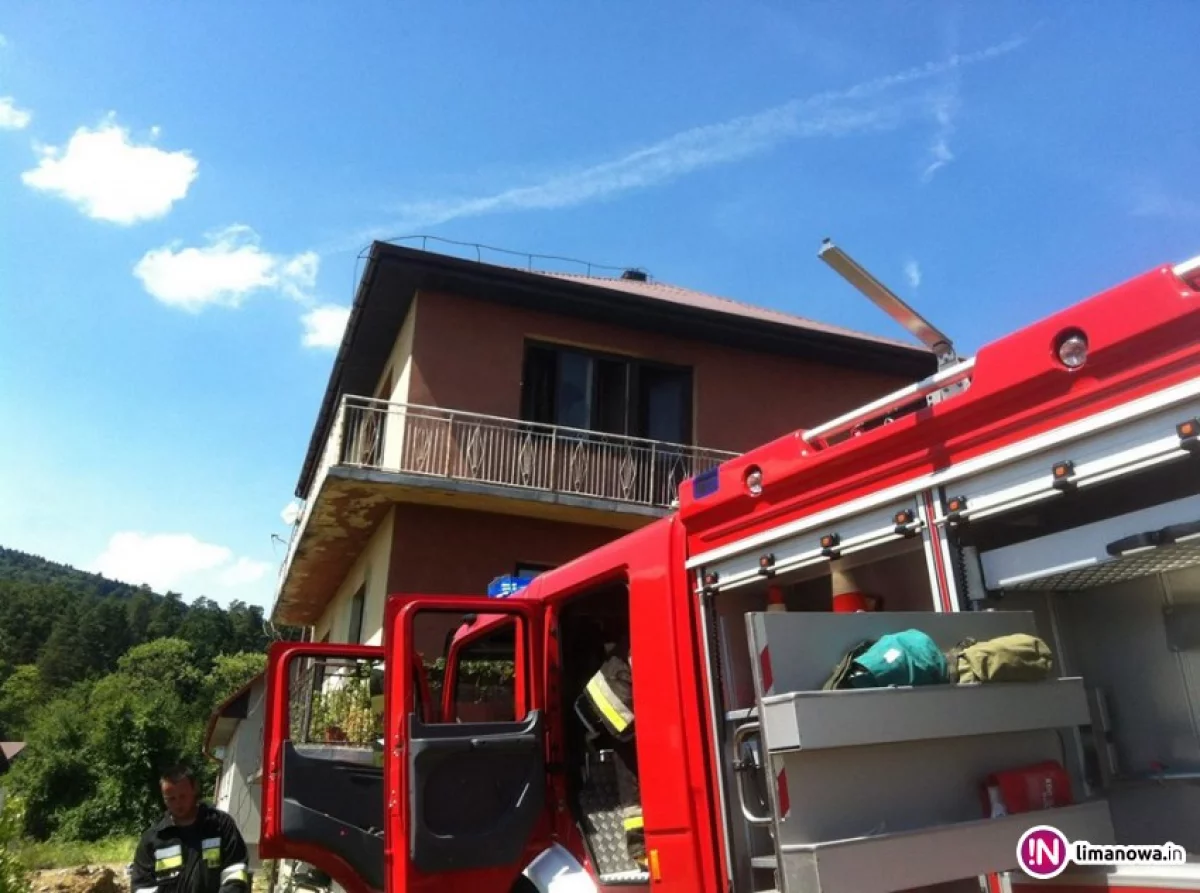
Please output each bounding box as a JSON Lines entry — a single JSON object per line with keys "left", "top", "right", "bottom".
{"left": 260, "top": 246, "right": 1200, "bottom": 893}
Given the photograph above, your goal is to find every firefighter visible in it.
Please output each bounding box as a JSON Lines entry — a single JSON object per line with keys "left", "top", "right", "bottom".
{"left": 130, "top": 765, "right": 250, "bottom": 893}
{"left": 580, "top": 638, "right": 646, "bottom": 870}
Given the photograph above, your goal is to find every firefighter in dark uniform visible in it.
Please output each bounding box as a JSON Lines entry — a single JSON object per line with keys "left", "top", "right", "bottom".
{"left": 578, "top": 637, "right": 645, "bottom": 871}
{"left": 130, "top": 765, "right": 250, "bottom": 893}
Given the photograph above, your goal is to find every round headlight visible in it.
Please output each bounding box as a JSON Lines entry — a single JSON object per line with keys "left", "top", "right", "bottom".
{"left": 1056, "top": 331, "right": 1088, "bottom": 369}
{"left": 745, "top": 467, "right": 763, "bottom": 497}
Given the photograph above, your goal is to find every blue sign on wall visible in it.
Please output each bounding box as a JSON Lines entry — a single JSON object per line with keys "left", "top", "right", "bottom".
{"left": 487, "top": 574, "right": 534, "bottom": 598}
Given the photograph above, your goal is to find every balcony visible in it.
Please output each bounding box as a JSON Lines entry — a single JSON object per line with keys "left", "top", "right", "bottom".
{"left": 273, "top": 395, "right": 738, "bottom": 624}
{"left": 339, "top": 395, "right": 734, "bottom": 507}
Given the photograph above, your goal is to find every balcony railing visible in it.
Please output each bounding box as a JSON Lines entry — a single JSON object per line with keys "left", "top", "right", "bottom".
{"left": 334, "top": 394, "right": 737, "bottom": 510}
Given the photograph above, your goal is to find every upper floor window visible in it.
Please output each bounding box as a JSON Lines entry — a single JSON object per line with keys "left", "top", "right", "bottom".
{"left": 521, "top": 342, "right": 693, "bottom": 445}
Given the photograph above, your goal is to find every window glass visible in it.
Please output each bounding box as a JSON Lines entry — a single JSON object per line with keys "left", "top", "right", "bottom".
{"left": 413, "top": 610, "right": 523, "bottom": 725}
{"left": 556, "top": 352, "right": 592, "bottom": 430}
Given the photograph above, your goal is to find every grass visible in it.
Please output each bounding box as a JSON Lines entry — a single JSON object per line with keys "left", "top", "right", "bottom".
{"left": 16, "top": 837, "right": 137, "bottom": 871}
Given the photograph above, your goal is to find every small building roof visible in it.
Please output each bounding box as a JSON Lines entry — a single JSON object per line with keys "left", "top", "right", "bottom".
{"left": 203, "top": 674, "right": 265, "bottom": 759}
{"left": 0, "top": 742, "right": 26, "bottom": 774}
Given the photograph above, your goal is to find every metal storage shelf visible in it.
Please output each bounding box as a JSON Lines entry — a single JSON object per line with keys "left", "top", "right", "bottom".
{"left": 760, "top": 677, "right": 1091, "bottom": 753}
{"left": 979, "top": 492, "right": 1200, "bottom": 593}
{"left": 779, "top": 800, "right": 1114, "bottom": 893}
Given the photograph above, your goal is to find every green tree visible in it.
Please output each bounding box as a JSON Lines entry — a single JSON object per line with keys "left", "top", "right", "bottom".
{"left": 147, "top": 592, "right": 187, "bottom": 641}
{"left": 78, "top": 598, "right": 133, "bottom": 676}
{"left": 8, "top": 690, "right": 93, "bottom": 839}
{"left": 36, "top": 602, "right": 89, "bottom": 689}
{"left": 226, "top": 601, "right": 268, "bottom": 654}
{"left": 0, "top": 793, "right": 31, "bottom": 893}
{"left": 114, "top": 638, "right": 205, "bottom": 704}
{"left": 126, "top": 592, "right": 154, "bottom": 646}
{"left": 0, "top": 666, "right": 47, "bottom": 739}
{"left": 0, "top": 545, "right": 281, "bottom": 841}
{"left": 208, "top": 652, "right": 268, "bottom": 704}
{"left": 178, "top": 597, "right": 233, "bottom": 668}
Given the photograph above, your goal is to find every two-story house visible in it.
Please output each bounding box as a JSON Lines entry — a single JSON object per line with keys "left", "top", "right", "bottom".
{"left": 268, "top": 241, "right": 934, "bottom": 649}
{"left": 225, "top": 241, "right": 933, "bottom": 892}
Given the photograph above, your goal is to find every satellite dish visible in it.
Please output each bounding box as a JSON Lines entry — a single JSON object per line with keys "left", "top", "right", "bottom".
{"left": 280, "top": 502, "right": 302, "bottom": 526}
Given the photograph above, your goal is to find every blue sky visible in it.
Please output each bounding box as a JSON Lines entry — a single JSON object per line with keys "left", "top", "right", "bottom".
{"left": 1, "top": 2, "right": 1198, "bottom": 610}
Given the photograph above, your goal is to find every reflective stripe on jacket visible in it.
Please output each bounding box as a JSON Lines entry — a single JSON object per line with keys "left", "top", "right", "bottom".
{"left": 130, "top": 804, "right": 249, "bottom": 893}
{"left": 583, "top": 654, "right": 635, "bottom": 740}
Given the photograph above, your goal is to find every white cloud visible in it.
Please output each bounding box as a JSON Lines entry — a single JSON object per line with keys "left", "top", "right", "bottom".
{"left": 0, "top": 97, "right": 31, "bottom": 130}
{"left": 218, "top": 556, "right": 272, "bottom": 587}
{"left": 300, "top": 304, "right": 350, "bottom": 349}
{"left": 904, "top": 259, "right": 922, "bottom": 288}
{"left": 93, "top": 532, "right": 232, "bottom": 591}
{"left": 134, "top": 224, "right": 319, "bottom": 312}
{"left": 21, "top": 116, "right": 197, "bottom": 223}
{"left": 354, "top": 36, "right": 1025, "bottom": 236}
{"left": 921, "top": 86, "right": 959, "bottom": 183}
{"left": 91, "top": 531, "right": 273, "bottom": 606}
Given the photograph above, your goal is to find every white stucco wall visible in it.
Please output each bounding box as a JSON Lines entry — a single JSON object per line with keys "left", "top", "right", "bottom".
{"left": 381, "top": 296, "right": 418, "bottom": 470}
{"left": 214, "top": 678, "right": 266, "bottom": 866}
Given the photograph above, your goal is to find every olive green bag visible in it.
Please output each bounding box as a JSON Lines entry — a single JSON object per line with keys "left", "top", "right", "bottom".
{"left": 945, "top": 633, "right": 1054, "bottom": 684}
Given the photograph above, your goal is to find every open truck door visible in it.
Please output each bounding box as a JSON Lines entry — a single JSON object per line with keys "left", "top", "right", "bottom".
{"left": 385, "top": 595, "right": 548, "bottom": 893}
{"left": 260, "top": 642, "right": 388, "bottom": 893}
{"left": 260, "top": 642, "right": 435, "bottom": 893}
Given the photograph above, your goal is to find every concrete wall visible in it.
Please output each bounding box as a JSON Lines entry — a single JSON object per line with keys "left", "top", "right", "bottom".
{"left": 214, "top": 679, "right": 266, "bottom": 868}
{"left": 407, "top": 288, "right": 914, "bottom": 454}
{"left": 314, "top": 508, "right": 395, "bottom": 645}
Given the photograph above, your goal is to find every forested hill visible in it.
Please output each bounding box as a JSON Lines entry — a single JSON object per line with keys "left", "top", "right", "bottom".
{"left": 0, "top": 546, "right": 272, "bottom": 687}
{"left": 0, "top": 545, "right": 297, "bottom": 842}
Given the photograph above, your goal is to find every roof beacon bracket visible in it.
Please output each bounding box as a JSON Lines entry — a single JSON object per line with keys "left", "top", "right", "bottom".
{"left": 818, "top": 238, "right": 959, "bottom": 372}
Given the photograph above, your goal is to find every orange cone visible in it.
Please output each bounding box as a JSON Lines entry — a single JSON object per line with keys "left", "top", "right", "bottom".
{"left": 831, "top": 564, "right": 873, "bottom": 613}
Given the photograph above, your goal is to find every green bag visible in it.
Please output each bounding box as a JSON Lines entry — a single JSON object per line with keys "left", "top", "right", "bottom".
{"left": 946, "top": 633, "right": 1054, "bottom": 684}
{"left": 822, "top": 640, "right": 874, "bottom": 691}
{"left": 822, "top": 630, "right": 948, "bottom": 690}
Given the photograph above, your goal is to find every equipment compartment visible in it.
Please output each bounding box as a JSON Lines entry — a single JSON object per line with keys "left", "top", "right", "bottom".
{"left": 743, "top": 610, "right": 1115, "bottom": 893}
{"left": 712, "top": 537, "right": 935, "bottom": 713}
{"left": 959, "top": 456, "right": 1200, "bottom": 886}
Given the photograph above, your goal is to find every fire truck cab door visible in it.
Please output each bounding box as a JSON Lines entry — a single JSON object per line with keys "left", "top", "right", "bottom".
{"left": 260, "top": 642, "right": 388, "bottom": 893}
{"left": 387, "top": 596, "right": 546, "bottom": 893}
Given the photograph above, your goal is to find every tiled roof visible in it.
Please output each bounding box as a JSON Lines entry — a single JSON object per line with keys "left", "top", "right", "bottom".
{"left": 532, "top": 271, "right": 922, "bottom": 352}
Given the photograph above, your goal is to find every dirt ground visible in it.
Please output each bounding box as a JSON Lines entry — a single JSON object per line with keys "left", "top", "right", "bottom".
{"left": 28, "top": 865, "right": 126, "bottom": 893}
{"left": 29, "top": 864, "right": 272, "bottom": 893}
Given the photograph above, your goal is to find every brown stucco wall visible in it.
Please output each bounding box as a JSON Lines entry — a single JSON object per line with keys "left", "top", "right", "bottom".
{"left": 386, "top": 502, "right": 620, "bottom": 597}
{"left": 386, "top": 503, "right": 626, "bottom": 663}
{"left": 405, "top": 289, "right": 916, "bottom": 453}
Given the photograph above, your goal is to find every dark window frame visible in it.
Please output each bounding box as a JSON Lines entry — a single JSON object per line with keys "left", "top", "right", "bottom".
{"left": 514, "top": 562, "right": 555, "bottom": 579}
{"left": 519, "top": 340, "right": 694, "bottom": 445}
{"left": 347, "top": 585, "right": 366, "bottom": 645}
